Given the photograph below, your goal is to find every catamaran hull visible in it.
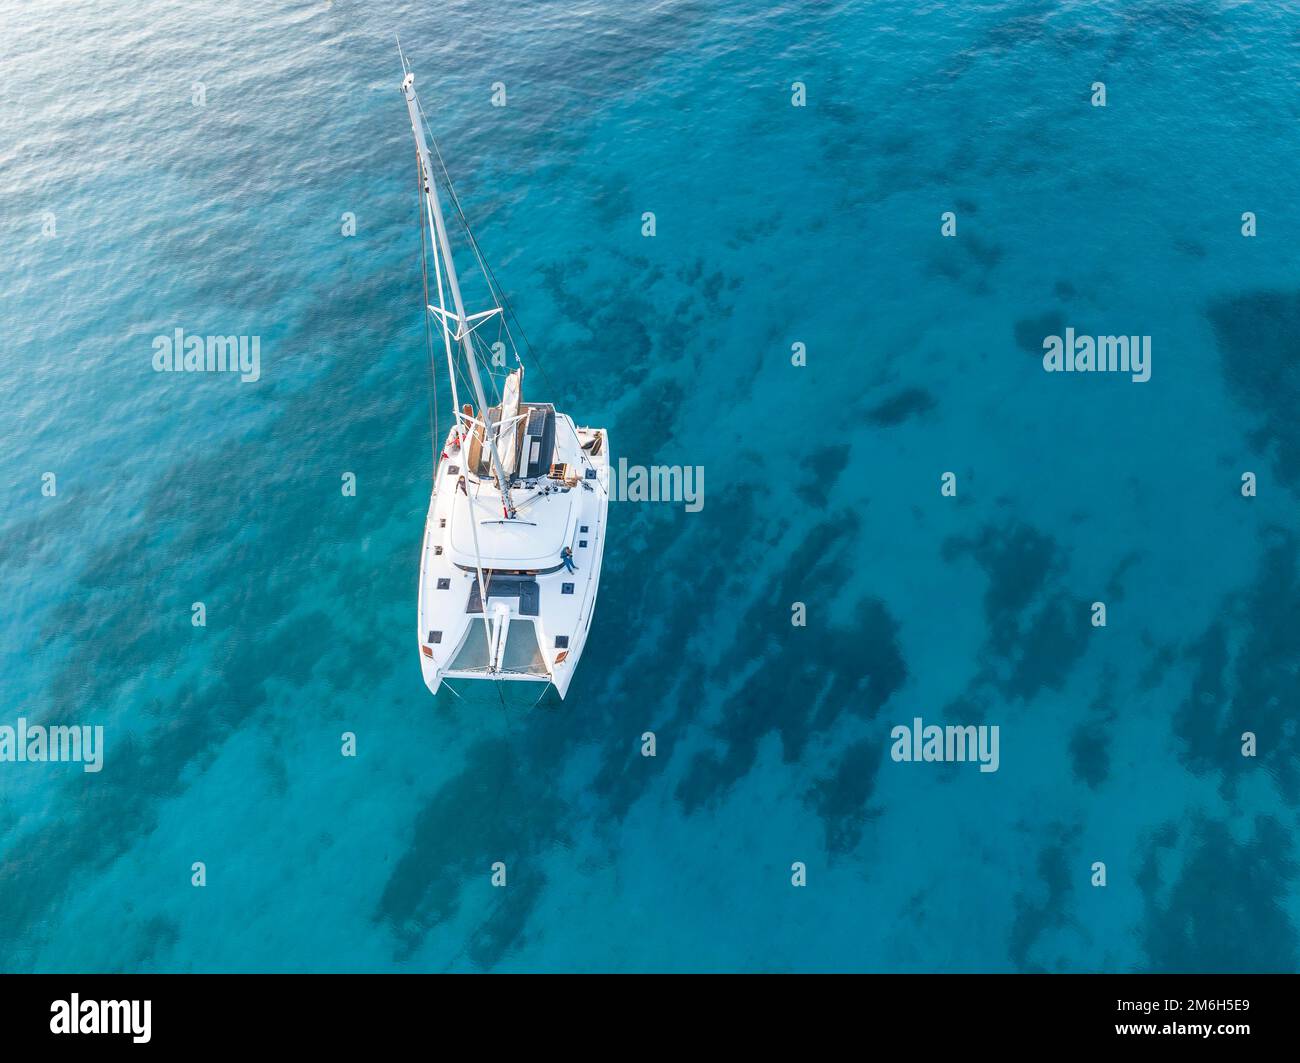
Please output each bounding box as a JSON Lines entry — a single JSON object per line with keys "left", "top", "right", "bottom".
{"left": 416, "top": 422, "right": 609, "bottom": 701}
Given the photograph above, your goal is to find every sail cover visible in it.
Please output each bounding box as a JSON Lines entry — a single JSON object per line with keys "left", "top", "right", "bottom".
{"left": 498, "top": 368, "right": 522, "bottom": 477}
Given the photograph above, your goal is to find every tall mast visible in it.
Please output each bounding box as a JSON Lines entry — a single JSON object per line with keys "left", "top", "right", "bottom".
{"left": 402, "top": 70, "right": 516, "bottom": 518}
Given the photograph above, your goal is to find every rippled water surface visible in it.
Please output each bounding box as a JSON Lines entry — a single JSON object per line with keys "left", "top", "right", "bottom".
{"left": 1, "top": 0, "right": 1298, "bottom": 971}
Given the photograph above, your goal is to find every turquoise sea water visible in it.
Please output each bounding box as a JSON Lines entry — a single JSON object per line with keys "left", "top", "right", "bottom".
{"left": 2, "top": 0, "right": 1299, "bottom": 972}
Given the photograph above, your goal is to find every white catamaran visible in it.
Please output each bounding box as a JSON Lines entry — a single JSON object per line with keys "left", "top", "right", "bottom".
{"left": 402, "top": 62, "right": 609, "bottom": 700}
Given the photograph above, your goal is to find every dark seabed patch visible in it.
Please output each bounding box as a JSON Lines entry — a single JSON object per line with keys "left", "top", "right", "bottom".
{"left": 1104, "top": 552, "right": 1142, "bottom": 604}
{"left": 1138, "top": 815, "right": 1297, "bottom": 973}
{"left": 1068, "top": 721, "right": 1110, "bottom": 789}
{"left": 962, "top": 232, "right": 1004, "bottom": 271}
{"left": 585, "top": 490, "right": 773, "bottom": 820}
{"left": 796, "top": 444, "right": 850, "bottom": 507}
{"left": 1013, "top": 310, "right": 1065, "bottom": 355}
{"left": 942, "top": 522, "right": 1090, "bottom": 701}
{"left": 1069, "top": 678, "right": 1118, "bottom": 790}
{"left": 805, "top": 736, "right": 884, "bottom": 855}
{"left": 376, "top": 737, "right": 567, "bottom": 968}
{"left": 675, "top": 514, "right": 908, "bottom": 814}
{"left": 1009, "top": 830, "right": 1078, "bottom": 971}
{"left": 1206, "top": 289, "right": 1300, "bottom": 493}
{"left": 1172, "top": 528, "right": 1300, "bottom": 803}
{"left": 124, "top": 916, "right": 181, "bottom": 970}
{"left": 865, "top": 387, "right": 936, "bottom": 427}
{"left": 1138, "top": 638, "right": 1177, "bottom": 691}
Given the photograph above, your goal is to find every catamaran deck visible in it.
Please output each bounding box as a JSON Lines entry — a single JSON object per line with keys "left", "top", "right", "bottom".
{"left": 416, "top": 416, "right": 608, "bottom": 699}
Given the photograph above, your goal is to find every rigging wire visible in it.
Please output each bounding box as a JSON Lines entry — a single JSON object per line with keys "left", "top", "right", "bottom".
{"left": 415, "top": 95, "right": 609, "bottom": 501}
{"left": 414, "top": 98, "right": 551, "bottom": 390}
{"left": 439, "top": 159, "right": 610, "bottom": 498}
